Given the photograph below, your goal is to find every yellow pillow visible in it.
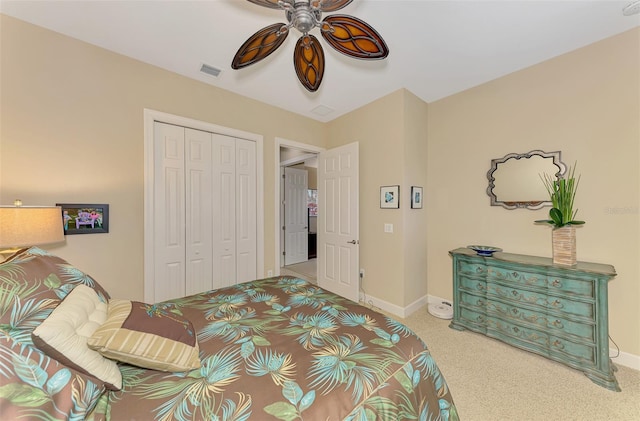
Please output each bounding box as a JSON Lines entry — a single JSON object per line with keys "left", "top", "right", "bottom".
{"left": 87, "top": 299, "right": 201, "bottom": 372}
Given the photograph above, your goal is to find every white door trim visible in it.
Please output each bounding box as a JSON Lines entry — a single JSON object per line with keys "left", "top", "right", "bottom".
{"left": 274, "top": 137, "right": 324, "bottom": 275}
{"left": 144, "top": 109, "right": 264, "bottom": 303}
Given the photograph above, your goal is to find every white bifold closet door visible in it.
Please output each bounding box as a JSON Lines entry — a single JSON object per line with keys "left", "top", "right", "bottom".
{"left": 153, "top": 122, "right": 256, "bottom": 302}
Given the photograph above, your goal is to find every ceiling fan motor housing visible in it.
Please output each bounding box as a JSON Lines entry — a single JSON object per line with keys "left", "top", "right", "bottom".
{"left": 287, "top": 3, "right": 322, "bottom": 34}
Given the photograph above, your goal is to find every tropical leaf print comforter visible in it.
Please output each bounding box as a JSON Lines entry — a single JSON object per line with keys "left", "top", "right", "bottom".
{"left": 0, "top": 248, "right": 457, "bottom": 420}
{"left": 100, "top": 277, "right": 459, "bottom": 421}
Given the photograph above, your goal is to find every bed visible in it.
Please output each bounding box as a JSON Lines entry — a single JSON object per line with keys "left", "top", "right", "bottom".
{"left": 0, "top": 247, "right": 458, "bottom": 420}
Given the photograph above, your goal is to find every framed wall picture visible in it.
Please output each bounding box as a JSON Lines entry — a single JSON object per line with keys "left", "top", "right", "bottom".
{"left": 411, "top": 186, "right": 423, "bottom": 209}
{"left": 56, "top": 203, "right": 109, "bottom": 234}
{"left": 380, "top": 185, "right": 400, "bottom": 209}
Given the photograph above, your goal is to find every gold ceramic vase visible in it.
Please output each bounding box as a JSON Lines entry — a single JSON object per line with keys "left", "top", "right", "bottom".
{"left": 552, "top": 225, "right": 576, "bottom": 266}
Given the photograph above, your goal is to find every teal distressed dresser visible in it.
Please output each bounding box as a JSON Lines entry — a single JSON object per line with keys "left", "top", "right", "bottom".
{"left": 449, "top": 247, "right": 619, "bottom": 391}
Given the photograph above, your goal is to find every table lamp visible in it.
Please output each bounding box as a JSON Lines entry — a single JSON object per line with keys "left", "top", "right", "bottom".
{"left": 0, "top": 200, "right": 65, "bottom": 261}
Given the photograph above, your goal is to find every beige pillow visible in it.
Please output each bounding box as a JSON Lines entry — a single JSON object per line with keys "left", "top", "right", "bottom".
{"left": 88, "top": 299, "right": 201, "bottom": 372}
{"left": 31, "top": 284, "right": 122, "bottom": 390}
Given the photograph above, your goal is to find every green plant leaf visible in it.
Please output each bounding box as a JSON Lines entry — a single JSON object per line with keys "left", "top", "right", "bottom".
{"left": 534, "top": 219, "right": 553, "bottom": 224}
{"left": 549, "top": 208, "right": 564, "bottom": 226}
{"left": 538, "top": 162, "right": 585, "bottom": 227}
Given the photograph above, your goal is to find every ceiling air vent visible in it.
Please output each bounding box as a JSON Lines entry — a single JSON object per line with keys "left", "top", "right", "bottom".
{"left": 200, "top": 63, "right": 222, "bottom": 77}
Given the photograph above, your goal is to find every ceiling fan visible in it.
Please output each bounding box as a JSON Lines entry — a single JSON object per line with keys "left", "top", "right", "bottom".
{"left": 231, "top": 0, "right": 389, "bottom": 92}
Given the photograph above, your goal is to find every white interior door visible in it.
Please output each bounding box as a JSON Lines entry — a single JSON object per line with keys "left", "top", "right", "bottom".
{"left": 212, "top": 134, "right": 237, "bottom": 288}
{"left": 153, "top": 124, "right": 257, "bottom": 301}
{"left": 153, "top": 122, "right": 186, "bottom": 302}
{"left": 284, "top": 167, "right": 309, "bottom": 265}
{"left": 317, "top": 142, "right": 359, "bottom": 302}
{"left": 185, "top": 128, "right": 213, "bottom": 295}
{"left": 235, "top": 138, "right": 257, "bottom": 283}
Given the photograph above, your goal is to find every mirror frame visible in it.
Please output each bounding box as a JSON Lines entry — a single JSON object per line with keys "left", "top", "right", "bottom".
{"left": 487, "top": 150, "right": 566, "bottom": 210}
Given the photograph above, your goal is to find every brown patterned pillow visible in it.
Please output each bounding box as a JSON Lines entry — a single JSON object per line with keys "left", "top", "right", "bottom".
{"left": 87, "top": 300, "right": 201, "bottom": 372}
{"left": 0, "top": 247, "right": 110, "bottom": 334}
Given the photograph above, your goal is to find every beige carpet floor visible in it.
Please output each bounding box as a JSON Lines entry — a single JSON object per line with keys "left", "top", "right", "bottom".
{"left": 281, "top": 259, "right": 317, "bottom": 282}
{"left": 396, "top": 308, "right": 640, "bottom": 421}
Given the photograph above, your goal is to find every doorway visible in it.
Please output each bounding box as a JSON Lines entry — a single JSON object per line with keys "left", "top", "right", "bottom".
{"left": 274, "top": 138, "right": 360, "bottom": 302}
{"left": 275, "top": 138, "right": 323, "bottom": 283}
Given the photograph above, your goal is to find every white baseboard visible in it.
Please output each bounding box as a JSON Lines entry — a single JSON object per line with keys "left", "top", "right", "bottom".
{"left": 359, "top": 293, "right": 428, "bottom": 319}
{"left": 611, "top": 349, "right": 640, "bottom": 371}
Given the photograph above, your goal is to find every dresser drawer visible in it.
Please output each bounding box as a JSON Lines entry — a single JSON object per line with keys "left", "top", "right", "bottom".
{"left": 485, "top": 299, "right": 595, "bottom": 342}
{"left": 457, "top": 290, "right": 486, "bottom": 312}
{"left": 486, "top": 317, "right": 597, "bottom": 365}
{"left": 486, "top": 281, "right": 594, "bottom": 319}
{"left": 457, "top": 307, "right": 488, "bottom": 332}
{"left": 456, "top": 258, "right": 595, "bottom": 298}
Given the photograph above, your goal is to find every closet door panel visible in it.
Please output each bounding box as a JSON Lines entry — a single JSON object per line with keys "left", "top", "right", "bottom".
{"left": 236, "top": 139, "right": 257, "bottom": 282}
{"left": 185, "top": 128, "right": 213, "bottom": 295}
{"left": 212, "top": 134, "right": 237, "bottom": 288}
{"left": 154, "top": 122, "right": 186, "bottom": 302}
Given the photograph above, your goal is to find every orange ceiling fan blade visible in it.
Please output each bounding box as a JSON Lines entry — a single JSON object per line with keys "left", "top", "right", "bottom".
{"left": 321, "top": 15, "right": 389, "bottom": 59}
{"left": 314, "top": 0, "right": 353, "bottom": 12}
{"left": 232, "top": 23, "right": 289, "bottom": 69}
{"left": 293, "top": 34, "right": 325, "bottom": 92}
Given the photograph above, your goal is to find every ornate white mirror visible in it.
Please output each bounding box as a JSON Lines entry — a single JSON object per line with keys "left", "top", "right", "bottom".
{"left": 487, "top": 150, "right": 566, "bottom": 210}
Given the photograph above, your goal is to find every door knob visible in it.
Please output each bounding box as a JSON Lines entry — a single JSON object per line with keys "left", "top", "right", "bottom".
{"left": 347, "top": 240, "right": 357, "bottom": 244}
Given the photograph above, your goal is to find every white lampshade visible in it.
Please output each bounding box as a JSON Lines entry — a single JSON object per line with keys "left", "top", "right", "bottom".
{"left": 0, "top": 206, "right": 65, "bottom": 249}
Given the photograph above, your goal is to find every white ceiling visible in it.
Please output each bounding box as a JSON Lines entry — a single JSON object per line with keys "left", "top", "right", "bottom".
{"left": 2, "top": 0, "right": 638, "bottom": 122}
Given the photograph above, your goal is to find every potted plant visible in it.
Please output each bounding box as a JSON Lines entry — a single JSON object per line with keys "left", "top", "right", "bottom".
{"left": 535, "top": 163, "right": 584, "bottom": 265}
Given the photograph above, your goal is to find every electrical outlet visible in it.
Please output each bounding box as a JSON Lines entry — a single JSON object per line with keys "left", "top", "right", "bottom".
{"left": 384, "top": 223, "right": 393, "bottom": 233}
{"left": 360, "top": 269, "right": 365, "bottom": 278}
{"left": 267, "top": 270, "right": 273, "bottom": 277}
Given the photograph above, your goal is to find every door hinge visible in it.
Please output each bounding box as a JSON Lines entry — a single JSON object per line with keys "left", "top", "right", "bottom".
{"left": 282, "top": 251, "right": 286, "bottom": 256}
{"left": 282, "top": 226, "right": 286, "bottom": 230}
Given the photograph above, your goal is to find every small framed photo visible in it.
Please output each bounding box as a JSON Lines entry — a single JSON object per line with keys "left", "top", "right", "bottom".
{"left": 411, "top": 186, "right": 423, "bottom": 209}
{"left": 380, "top": 185, "right": 400, "bottom": 209}
{"left": 56, "top": 203, "right": 109, "bottom": 235}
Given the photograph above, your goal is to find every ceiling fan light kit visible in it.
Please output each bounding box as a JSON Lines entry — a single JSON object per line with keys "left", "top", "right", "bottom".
{"left": 232, "top": 0, "right": 389, "bottom": 92}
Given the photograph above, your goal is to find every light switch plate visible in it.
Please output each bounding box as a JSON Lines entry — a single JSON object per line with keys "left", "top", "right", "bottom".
{"left": 384, "top": 223, "right": 393, "bottom": 233}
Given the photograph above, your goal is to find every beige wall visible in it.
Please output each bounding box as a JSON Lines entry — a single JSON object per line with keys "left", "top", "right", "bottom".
{"left": 326, "top": 90, "right": 407, "bottom": 307}
{"left": 403, "top": 92, "right": 429, "bottom": 306}
{"left": 0, "top": 15, "right": 325, "bottom": 300}
{"left": 426, "top": 28, "right": 640, "bottom": 357}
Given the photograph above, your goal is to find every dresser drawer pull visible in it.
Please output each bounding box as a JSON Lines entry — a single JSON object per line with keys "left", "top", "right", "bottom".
{"left": 548, "top": 299, "right": 564, "bottom": 309}
{"left": 551, "top": 279, "right": 562, "bottom": 288}
{"left": 552, "top": 340, "right": 565, "bottom": 350}
{"left": 551, "top": 320, "right": 564, "bottom": 329}
{"left": 475, "top": 283, "right": 486, "bottom": 291}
